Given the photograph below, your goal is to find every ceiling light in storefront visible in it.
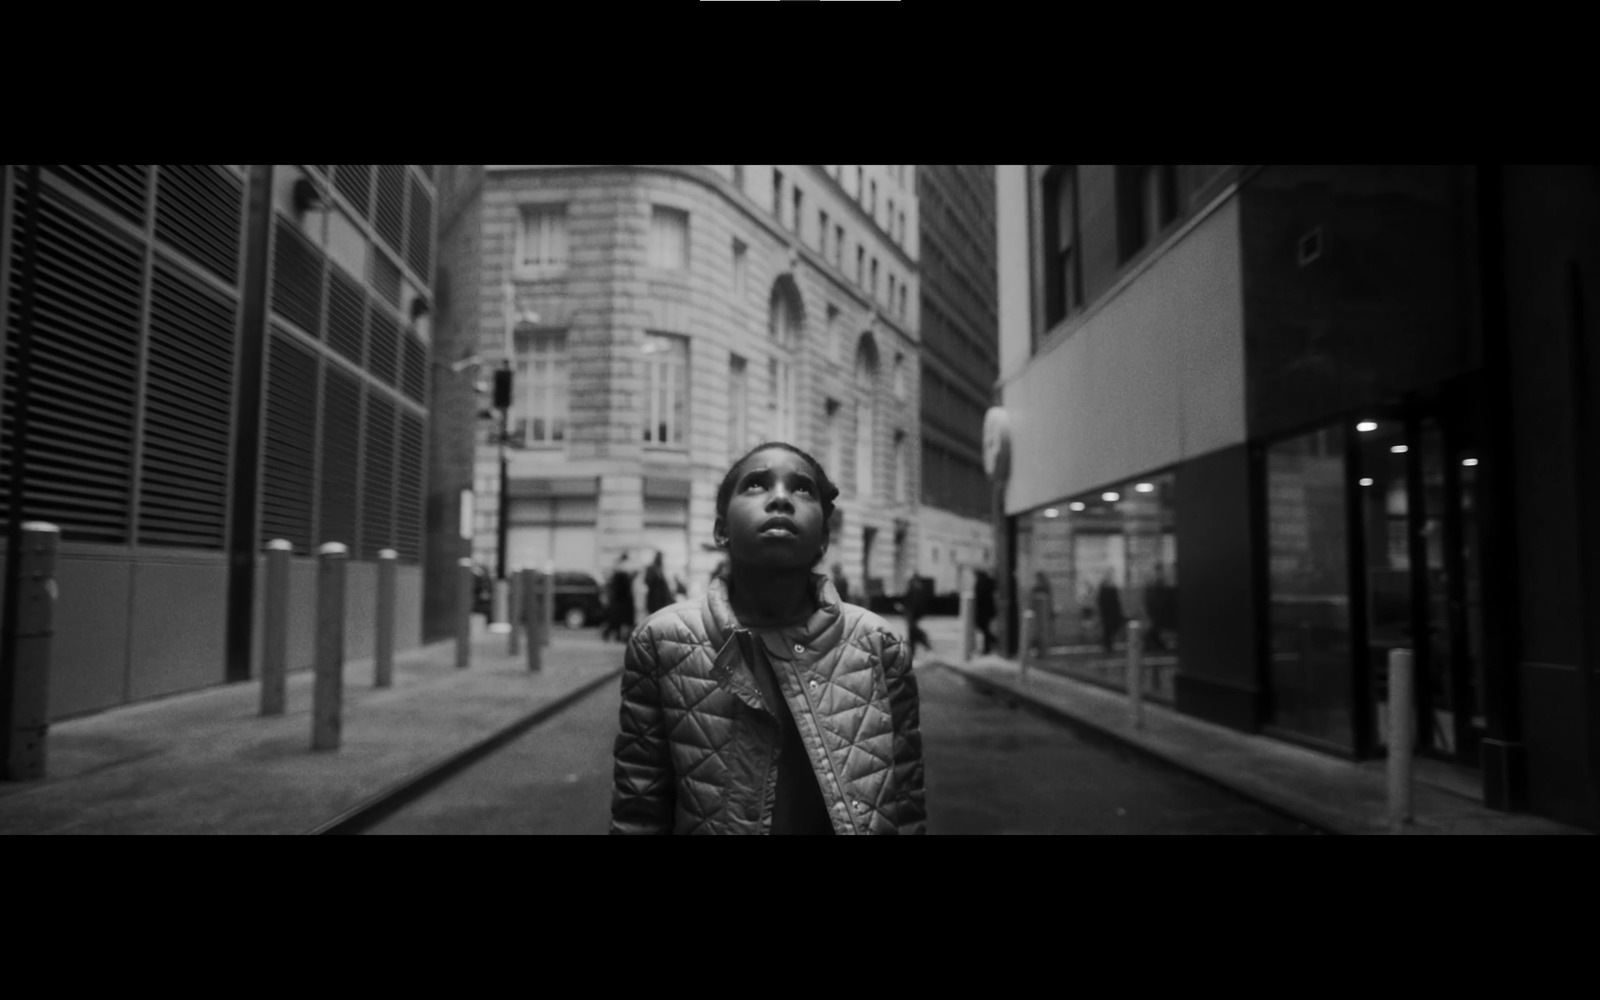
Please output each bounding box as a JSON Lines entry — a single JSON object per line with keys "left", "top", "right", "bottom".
{"left": 1360, "top": 478, "right": 1374, "bottom": 487}
{"left": 1043, "top": 508, "right": 1059, "bottom": 518}
{"left": 1069, "top": 502, "right": 1086, "bottom": 512}
{"left": 1357, "top": 421, "right": 1378, "bottom": 432}
{"left": 1462, "top": 458, "right": 1479, "bottom": 467}
{"left": 1391, "top": 445, "right": 1408, "bottom": 454}
{"left": 1135, "top": 482, "right": 1154, "bottom": 493}
{"left": 1102, "top": 491, "right": 1120, "bottom": 502}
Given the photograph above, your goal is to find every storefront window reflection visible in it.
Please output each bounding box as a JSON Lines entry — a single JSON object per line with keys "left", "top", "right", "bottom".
{"left": 1016, "top": 472, "right": 1177, "bottom": 702}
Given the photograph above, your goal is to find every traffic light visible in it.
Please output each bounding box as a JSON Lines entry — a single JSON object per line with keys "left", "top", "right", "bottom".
{"left": 493, "top": 366, "right": 513, "bottom": 410}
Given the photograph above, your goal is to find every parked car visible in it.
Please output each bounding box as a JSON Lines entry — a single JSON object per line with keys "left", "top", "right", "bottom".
{"left": 551, "top": 571, "right": 605, "bottom": 629}
{"left": 508, "top": 570, "right": 606, "bottom": 630}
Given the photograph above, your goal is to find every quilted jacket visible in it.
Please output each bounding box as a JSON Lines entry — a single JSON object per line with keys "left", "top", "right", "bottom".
{"left": 610, "top": 572, "right": 926, "bottom": 835}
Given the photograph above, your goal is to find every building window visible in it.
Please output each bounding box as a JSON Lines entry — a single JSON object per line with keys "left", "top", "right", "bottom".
{"left": 732, "top": 239, "right": 748, "bottom": 299}
{"left": 826, "top": 303, "right": 841, "bottom": 363}
{"left": 887, "top": 197, "right": 895, "bottom": 237}
{"left": 898, "top": 209, "right": 906, "bottom": 244}
{"left": 513, "top": 328, "right": 567, "bottom": 446}
{"left": 892, "top": 430, "right": 907, "bottom": 504}
{"left": 642, "top": 332, "right": 689, "bottom": 446}
{"left": 871, "top": 257, "right": 879, "bottom": 301}
{"left": 732, "top": 164, "right": 745, "bottom": 191}
{"left": 854, "top": 340, "right": 878, "bottom": 497}
{"left": 517, "top": 204, "right": 567, "bottom": 271}
{"left": 1043, "top": 165, "right": 1081, "bottom": 326}
{"left": 856, "top": 245, "right": 865, "bottom": 286}
{"left": 792, "top": 187, "right": 804, "bottom": 237}
{"left": 899, "top": 283, "right": 908, "bottom": 320}
{"left": 824, "top": 397, "right": 842, "bottom": 475}
{"left": 869, "top": 179, "right": 878, "bottom": 218}
{"left": 892, "top": 353, "right": 906, "bottom": 400}
{"left": 1116, "top": 164, "right": 1178, "bottom": 265}
{"left": 773, "top": 169, "right": 784, "bottom": 221}
{"left": 834, "top": 224, "right": 845, "bottom": 269}
{"left": 649, "top": 206, "right": 689, "bottom": 270}
{"left": 819, "top": 209, "right": 830, "bottom": 258}
{"left": 1015, "top": 471, "right": 1179, "bottom": 701}
{"left": 855, "top": 165, "right": 864, "bottom": 200}
{"left": 729, "top": 355, "right": 749, "bottom": 461}
{"left": 769, "top": 282, "right": 802, "bottom": 442}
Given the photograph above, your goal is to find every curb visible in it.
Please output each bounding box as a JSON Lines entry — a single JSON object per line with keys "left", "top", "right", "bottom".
{"left": 930, "top": 658, "right": 1343, "bottom": 836}
{"left": 307, "top": 666, "right": 624, "bottom": 835}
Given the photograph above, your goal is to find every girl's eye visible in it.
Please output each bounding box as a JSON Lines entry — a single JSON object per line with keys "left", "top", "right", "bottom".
{"left": 742, "top": 481, "right": 764, "bottom": 493}
{"left": 793, "top": 483, "right": 814, "bottom": 495}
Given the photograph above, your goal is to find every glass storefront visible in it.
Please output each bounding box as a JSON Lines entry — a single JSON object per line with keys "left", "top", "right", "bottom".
{"left": 1262, "top": 385, "right": 1486, "bottom": 764}
{"left": 1016, "top": 472, "right": 1178, "bottom": 702}
{"left": 1265, "top": 427, "right": 1355, "bottom": 750}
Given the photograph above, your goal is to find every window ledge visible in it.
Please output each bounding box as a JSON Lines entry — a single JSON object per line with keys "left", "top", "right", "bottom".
{"left": 512, "top": 264, "right": 566, "bottom": 281}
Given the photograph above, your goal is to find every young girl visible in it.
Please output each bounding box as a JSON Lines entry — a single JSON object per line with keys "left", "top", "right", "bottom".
{"left": 610, "top": 442, "right": 926, "bottom": 835}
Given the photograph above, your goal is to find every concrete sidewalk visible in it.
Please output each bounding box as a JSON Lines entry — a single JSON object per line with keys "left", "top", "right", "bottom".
{"left": 0, "top": 623, "right": 625, "bottom": 835}
{"left": 923, "top": 639, "right": 1590, "bottom": 836}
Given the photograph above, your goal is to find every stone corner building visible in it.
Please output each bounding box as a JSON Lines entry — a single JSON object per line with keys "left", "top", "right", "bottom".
{"left": 432, "top": 165, "right": 922, "bottom": 613}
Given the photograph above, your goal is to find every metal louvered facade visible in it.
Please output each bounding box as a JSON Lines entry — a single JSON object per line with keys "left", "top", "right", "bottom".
{"left": 1, "top": 164, "right": 436, "bottom": 718}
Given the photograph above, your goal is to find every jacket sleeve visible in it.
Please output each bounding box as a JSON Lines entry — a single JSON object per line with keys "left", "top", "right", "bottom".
{"left": 609, "top": 627, "right": 675, "bottom": 835}
{"left": 883, "top": 631, "right": 927, "bottom": 835}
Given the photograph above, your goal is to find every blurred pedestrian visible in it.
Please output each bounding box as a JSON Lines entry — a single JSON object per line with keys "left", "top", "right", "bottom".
{"left": 1143, "top": 565, "right": 1174, "bottom": 652}
{"left": 602, "top": 553, "right": 636, "bottom": 643}
{"left": 645, "top": 551, "right": 674, "bottom": 614}
{"left": 1030, "top": 572, "right": 1053, "bottom": 656}
{"left": 903, "top": 572, "right": 932, "bottom": 654}
{"left": 974, "top": 569, "right": 996, "bottom": 655}
{"left": 610, "top": 440, "right": 926, "bottom": 835}
{"left": 831, "top": 562, "right": 850, "bottom": 604}
{"left": 1096, "top": 573, "right": 1125, "bottom": 653}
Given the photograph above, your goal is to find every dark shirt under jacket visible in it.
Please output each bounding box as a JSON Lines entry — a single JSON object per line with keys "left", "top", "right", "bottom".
{"left": 741, "top": 631, "right": 834, "bottom": 836}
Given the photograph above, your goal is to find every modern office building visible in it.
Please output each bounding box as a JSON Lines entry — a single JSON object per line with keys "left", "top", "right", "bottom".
{"left": 915, "top": 165, "right": 999, "bottom": 597}
{"left": 430, "top": 165, "right": 920, "bottom": 614}
{"left": 993, "top": 164, "right": 1599, "bottom": 831}
{"left": 0, "top": 164, "right": 435, "bottom": 719}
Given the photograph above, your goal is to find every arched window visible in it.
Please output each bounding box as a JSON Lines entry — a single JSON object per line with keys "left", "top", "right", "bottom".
{"left": 767, "top": 279, "right": 803, "bottom": 443}
{"left": 854, "top": 335, "right": 879, "bottom": 497}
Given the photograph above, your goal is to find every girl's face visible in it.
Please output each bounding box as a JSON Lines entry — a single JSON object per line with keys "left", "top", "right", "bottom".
{"left": 715, "top": 447, "right": 828, "bottom": 570}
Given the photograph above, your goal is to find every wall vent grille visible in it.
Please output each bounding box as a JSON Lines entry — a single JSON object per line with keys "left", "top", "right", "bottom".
{"left": 1, "top": 184, "right": 141, "bottom": 543}
{"left": 260, "top": 325, "right": 319, "bottom": 552}
{"left": 45, "top": 164, "right": 150, "bottom": 227}
{"left": 154, "top": 164, "right": 244, "bottom": 286}
{"left": 138, "top": 261, "right": 236, "bottom": 548}
{"left": 270, "top": 217, "right": 323, "bottom": 337}
{"left": 405, "top": 174, "right": 432, "bottom": 280}
{"left": 360, "top": 392, "right": 396, "bottom": 559}
{"left": 374, "top": 164, "right": 406, "bottom": 255}
{"left": 395, "top": 410, "right": 424, "bottom": 562}
{"left": 325, "top": 267, "right": 366, "bottom": 366}
{"left": 317, "top": 365, "right": 362, "bottom": 549}
{"left": 333, "top": 165, "right": 372, "bottom": 219}
{"left": 400, "top": 330, "right": 428, "bottom": 404}
{"left": 366, "top": 306, "right": 400, "bottom": 387}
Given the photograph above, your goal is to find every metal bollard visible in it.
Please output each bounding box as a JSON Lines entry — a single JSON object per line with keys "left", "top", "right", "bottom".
{"left": 507, "top": 569, "right": 522, "bottom": 656}
{"left": 5, "top": 522, "right": 60, "bottom": 781}
{"left": 375, "top": 548, "right": 396, "bottom": 688}
{"left": 312, "top": 542, "right": 348, "bottom": 751}
{"left": 542, "top": 561, "right": 554, "bottom": 648}
{"left": 490, "top": 577, "right": 511, "bottom": 634}
{"left": 456, "top": 557, "right": 473, "bottom": 669}
{"left": 1388, "top": 647, "right": 1415, "bottom": 833}
{"left": 960, "top": 573, "right": 975, "bottom": 664}
{"left": 522, "top": 568, "right": 542, "bottom": 673}
{"left": 1126, "top": 619, "right": 1145, "bottom": 730}
{"left": 1019, "top": 608, "right": 1034, "bottom": 681}
{"left": 261, "top": 539, "right": 292, "bottom": 716}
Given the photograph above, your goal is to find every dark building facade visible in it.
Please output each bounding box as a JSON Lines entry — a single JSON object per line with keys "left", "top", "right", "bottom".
{"left": 996, "top": 164, "right": 1600, "bottom": 831}
{"left": 1, "top": 165, "right": 435, "bottom": 719}
{"left": 915, "top": 165, "right": 1000, "bottom": 595}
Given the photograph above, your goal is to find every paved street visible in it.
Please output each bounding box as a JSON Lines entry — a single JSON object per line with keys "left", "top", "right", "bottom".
{"left": 365, "top": 622, "right": 1318, "bottom": 835}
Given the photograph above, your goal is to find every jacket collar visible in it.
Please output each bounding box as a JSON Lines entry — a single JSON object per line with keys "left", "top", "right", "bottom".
{"left": 707, "top": 571, "right": 843, "bottom": 661}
